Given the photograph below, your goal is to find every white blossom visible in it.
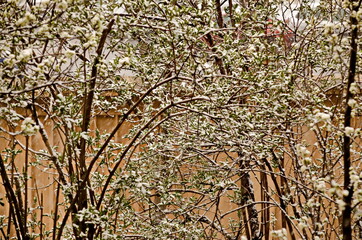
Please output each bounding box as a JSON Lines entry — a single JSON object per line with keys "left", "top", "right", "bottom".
{"left": 350, "top": 82, "right": 360, "bottom": 94}
{"left": 297, "top": 216, "right": 309, "bottom": 229}
{"left": 16, "top": 12, "right": 36, "bottom": 26}
{"left": 315, "top": 179, "right": 326, "bottom": 191}
{"left": 18, "top": 48, "right": 33, "bottom": 62}
{"left": 80, "top": 132, "right": 90, "bottom": 140}
{"left": 344, "top": 127, "right": 354, "bottom": 136}
{"left": 119, "top": 57, "right": 130, "bottom": 65}
{"left": 65, "top": 50, "right": 75, "bottom": 58}
{"left": 342, "top": 190, "right": 349, "bottom": 196}
{"left": 348, "top": 99, "right": 357, "bottom": 108}
{"left": 296, "top": 144, "right": 311, "bottom": 158}
{"left": 57, "top": 94, "right": 66, "bottom": 102}
{"left": 21, "top": 117, "right": 39, "bottom": 136}
{"left": 323, "top": 22, "right": 335, "bottom": 35}
{"left": 39, "top": 0, "right": 50, "bottom": 5}
{"left": 271, "top": 228, "right": 287, "bottom": 240}
{"left": 336, "top": 199, "right": 346, "bottom": 211}
{"left": 314, "top": 112, "right": 331, "bottom": 122}
{"left": 56, "top": 1, "right": 68, "bottom": 10}
{"left": 351, "top": 173, "right": 360, "bottom": 182}
{"left": 20, "top": 101, "right": 28, "bottom": 108}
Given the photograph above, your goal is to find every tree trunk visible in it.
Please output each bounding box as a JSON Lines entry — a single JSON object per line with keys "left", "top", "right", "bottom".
{"left": 238, "top": 154, "right": 262, "bottom": 240}
{"left": 342, "top": 1, "right": 359, "bottom": 239}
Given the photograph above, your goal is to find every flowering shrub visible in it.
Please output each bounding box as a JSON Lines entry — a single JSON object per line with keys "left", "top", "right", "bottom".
{"left": 0, "top": 0, "right": 361, "bottom": 239}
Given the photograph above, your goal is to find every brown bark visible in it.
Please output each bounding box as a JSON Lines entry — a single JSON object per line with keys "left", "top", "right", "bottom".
{"left": 0, "top": 155, "right": 28, "bottom": 239}
{"left": 342, "top": 1, "right": 359, "bottom": 239}
{"left": 238, "top": 154, "right": 262, "bottom": 240}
